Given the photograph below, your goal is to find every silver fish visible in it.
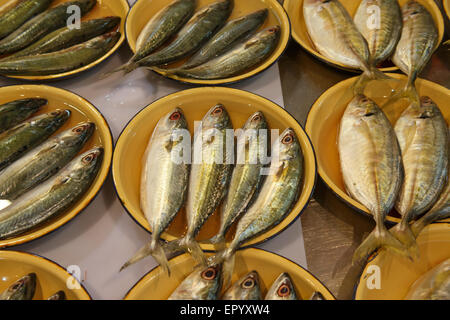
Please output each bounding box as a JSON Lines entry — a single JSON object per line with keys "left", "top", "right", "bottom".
{"left": 265, "top": 273, "right": 299, "bottom": 300}
{"left": 0, "top": 273, "right": 36, "bottom": 300}
{"left": 221, "top": 270, "right": 262, "bottom": 300}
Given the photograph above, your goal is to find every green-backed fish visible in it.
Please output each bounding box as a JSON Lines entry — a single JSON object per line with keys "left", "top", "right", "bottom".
{"left": 120, "top": 109, "right": 190, "bottom": 275}
{"left": 392, "top": 1, "right": 438, "bottom": 104}
{"left": 168, "top": 265, "right": 222, "bottom": 300}
{"left": 113, "top": 0, "right": 233, "bottom": 74}
{"left": 0, "top": 122, "right": 95, "bottom": 201}
{"left": 338, "top": 95, "right": 405, "bottom": 263}
{"left": 207, "top": 111, "right": 268, "bottom": 247}
{"left": 0, "top": 31, "right": 121, "bottom": 76}
{"left": 0, "top": 148, "right": 103, "bottom": 239}
{"left": 221, "top": 271, "right": 262, "bottom": 300}
{"left": 165, "top": 26, "right": 280, "bottom": 80}
{"left": 211, "top": 128, "right": 303, "bottom": 285}
{"left": 4, "top": 16, "right": 121, "bottom": 60}
{"left": 0, "top": 273, "right": 36, "bottom": 300}
{"left": 265, "top": 273, "right": 299, "bottom": 300}
{"left": 354, "top": 0, "right": 402, "bottom": 67}
{"left": 0, "top": 0, "right": 97, "bottom": 55}
{"left": 0, "top": 0, "right": 53, "bottom": 40}
{"left": 133, "top": 0, "right": 196, "bottom": 63}
{"left": 0, "top": 109, "right": 70, "bottom": 171}
{"left": 182, "top": 9, "right": 268, "bottom": 69}
{"left": 392, "top": 97, "right": 448, "bottom": 255}
{"left": 47, "top": 290, "right": 66, "bottom": 300}
{"left": 0, "top": 98, "right": 47, "bottom": 134}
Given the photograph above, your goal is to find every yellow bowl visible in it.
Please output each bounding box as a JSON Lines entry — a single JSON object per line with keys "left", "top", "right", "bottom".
{"left": 444, "top": 0, "right": 450, "bottom": 21}
{"left": 305, "top": 74, "right": 450, "bottom": 224}
{"left": 125, "top": 0, "right": 291, "bottom": 85}
{"left": 123, "top": 248, "right": 335, "bottom": 300}
{"left": 2, "top": 0, "right": 129, "bottom": 81}
{"left": 112, "top": 87, "right": 317, "bottom": 251}
{"left": 0, "top": 84, "right": 113, "bottom": 247}
{"left": 354, "top": 223, "right": 450, "bottom": 300}
{"left": 284, "top": 0, "right": 445, "bottom": 73}
{"left": 0, "top": 250, "right": 91, "bottom": 300}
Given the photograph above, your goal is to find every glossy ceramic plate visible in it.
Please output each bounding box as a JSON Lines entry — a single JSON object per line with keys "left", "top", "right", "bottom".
{"left": 124, "top": 248, "right": 335, "bottom": 300}
{"left": 2, "top": 0, "right": 129, "bottom": 81}
{"left": 354, "top": 223, "right": 450, "bottom": 300}
{"left": 305, "top": 74, "right": 450, "bottom": 224}
{"left": 113, "top": 87, "right": 317, "bottom": 251}
{"left": 444, "top": 0, "right": 450, "bottom": 21}
{"left": 284, "top": 0, "right": 445, "bottom": 73}
{"left": 0, "top": 250, "right": 91, "bottom": 300}
{"left": 0, "top": 85, "right": 113, "bottom": 247}
{"left": 125, "top": 0, "right": 291, "bottom": 85}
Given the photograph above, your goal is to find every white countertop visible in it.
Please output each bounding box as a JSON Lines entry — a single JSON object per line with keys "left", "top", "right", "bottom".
{"left": 0, "top": 0, "right": 307, "bottom": 300}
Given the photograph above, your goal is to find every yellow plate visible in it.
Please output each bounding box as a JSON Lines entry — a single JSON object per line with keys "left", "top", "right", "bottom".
{"left": 113, "top": 87, "right": 317, "bottom": 251}
{"left": 354, "top": 223, "right": 450, "bottom": 300}
{"left": 2, "top": 0, "right": 129, "bottom": 81}
{"left": 125, "top": 0, "right": 291, "bottom": 85}
{"left": 0, "top": 250, "right": 91, "bottom": 300}
{"left": 124, "top": 248, "right": 335, "bottom": 300}
{"left": 444, "top": 0, "right": 450, "bottom": 21}
{"left": 0, "top": 84, "right": 113, "bottom": 247}
{"left": 284, "top": 0, "right": 445, "bottom": 73}
{"left": 305, "top": 74, "right": 450, "bottom": 224}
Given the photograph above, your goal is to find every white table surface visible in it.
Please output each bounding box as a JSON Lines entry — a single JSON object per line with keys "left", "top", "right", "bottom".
{"left": 0, "top": 0, "right": 307, "bottom": 300}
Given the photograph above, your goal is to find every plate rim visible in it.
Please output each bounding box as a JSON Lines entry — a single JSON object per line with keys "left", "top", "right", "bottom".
{"left": 283, "top": 0, "right": 445, "bottom": 73}
{"left": 0, "top": 250, "right": 92, "bottom": 300}
{"left": 124, "top": 0, "right": 292, "bottom": 86}
{"left": 112, "top": 86, "right": 318, "bottom": 252}
{"left": 123, "top": 247, "right": 337, "bottom": 300}
{"left": 1, "top": 0, "right": 130, "bottom": 81}
{"left": 0, "top": 84, "right": 114, "bottom": 248}
{"left": 304, "top": 73, "right": 450, "bottom": 225}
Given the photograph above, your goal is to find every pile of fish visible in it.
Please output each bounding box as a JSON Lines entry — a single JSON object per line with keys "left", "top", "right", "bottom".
{"left": 0, "top": 0, "right": 122, "bottom": 76}
{"left": 405, "top": 258, "right": 450, "bottom": 300}
{"left": 0, "top": 97, "right": 103, "bottom": 240}
{"left": 122, "top": 105, "right": 304, "bottom": 283}
{"left": 108, "top": 0, "right": 281, "bottom": 80}
{"left": 168, "top": 267, "right": 325, "bottom": 300}
{"left": 0, "top": 273, "right": 66, "bottom": 300}
{"left": 304, "top": 0, "right": 439, "bottom": 99}
{"left": 339, "top": 93, "right": 448, "bottom": 263}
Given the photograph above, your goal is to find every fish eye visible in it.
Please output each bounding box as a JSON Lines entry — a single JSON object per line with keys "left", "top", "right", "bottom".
{"left": 201, "top": 267, "right": 217, "bottom": 280}
{"left": 170, "top": 112, "right": 181, "bottom": 121}
{"left": 212, "top": 107, "right": 223, "bottom": 116}
{"left": 11, "top": 283, "right": 22, "bottom": 290}
{"left": 282, "top": 133, "right": 294, "bottom": 144}
{"left": 82, "top": 154, "right": 94, "bottom": 163}
{"left": 73, "top": 126, "right": 84, "bottom": 133}
{"left": 242, "top": 278, "right": 255, "bottom": 289}
{"left": 277, "top": 284, "right": 291, "bottom": 297}
{"left": 252, "top": 115, "right": 261, "bottom": 122}
{"left": 50, "top": 111, "right": 60, "bottom": 116}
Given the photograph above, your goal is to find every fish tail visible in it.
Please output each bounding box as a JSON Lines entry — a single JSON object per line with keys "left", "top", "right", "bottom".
{"left": 381, "top": 78, "right": 420, "bottom": 110}
{"left": 352, "top": 67, "right": 390, "bottom": 95}
{"left": 208, "top": 247, "right": 235, "bottom": 288}
{"left": 119, "top": 241, "right": 152, "bottom": 272}
{"left": 202, "top": 234, "right": 227, "bottom": 251}
{"left": 181, "top": 236, "right": 207, "bottom": 266}
{"left": 392, "top": 220, "right": 420, "bottom": 260}
{"left": 99, "top": 62, "right": 137, "bottom": 79}
{"left": 352, "top": 224, "right": 407, "bottom": 264}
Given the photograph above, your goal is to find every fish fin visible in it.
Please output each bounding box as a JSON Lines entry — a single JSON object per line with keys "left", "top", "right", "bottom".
{"left": 99, "top": 62, "right": 137, "bottom": 79}
{"left": 392, "top": 221, "right": 420, "bottom": 261}
{"left": 208, "top": 248, "right": 235, "bottom": 288}
{"left": 381, "top": 79, "right": 420, "bottom": 110}
{"left": 202, "top": 234, "right": 227, "bottom": 251}
{"left": 352, "top": 67, "right": 391, "bottom": 95}
{"left": 120, "top": 239, "right": 173, "bottom": 275}
{"left": 352, "top": 226, "right": 408, "bottom": 264}
{"left": 182, "top": 237, "right": 207, "bottom": 266}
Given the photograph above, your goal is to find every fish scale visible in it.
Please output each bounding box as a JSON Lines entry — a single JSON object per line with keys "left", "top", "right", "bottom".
{"left": 0, "top": 98, "right": 47, "bottom": 134}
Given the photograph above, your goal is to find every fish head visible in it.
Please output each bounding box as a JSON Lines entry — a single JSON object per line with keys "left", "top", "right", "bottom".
{"left": 266, "top": 272, "right": 298, "bottom": 300}
{"left": 68, "top": 148, "right": 104, "bottom": 182}
{"left": 159, "top": 108, "right": 188, "bottom": 132}
{"left": 402, "top": 0, "right": 427, "bottom": 20}
{"left": 21, "top": 98, "right": 47, "bottom": 112}
{"left": 400, "top": 96, "right": 442, "bottom": 121}
{"left": 202, "top": 104, "right": 232, "bottom": 130}
{"left": 237, "top": 270, "right": 261, "bottom": 297}
{"left": 243, "top": 111, "right": 268, "bottom": 131}
{"left": 179, "top": 264, "right": 222, "bottom": 299}
{"left": 345, "top": 94, "right": 381, "bottom": 119}
{"left": 259, "top": 26, "right": 281, "bottom": 43}
{"left": 2, "top": 273, "right": 36, "bottom": 300}
{"left": 276, "top": 128, "right": 301, "bottom": 161}
{"left": 61, "top": 122, "right": 96, "bottom": 146}
{"left": 35, "top": 109, "right": 71, "bottom": 128}
{"left": 78, "top": 0, "right": 98, "bottom": 13}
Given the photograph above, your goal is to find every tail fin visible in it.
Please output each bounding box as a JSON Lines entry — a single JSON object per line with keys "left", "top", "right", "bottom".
{"left": 352, "top": 225, "right": 408, "bottom": 264}
{"left": 99, "top": 62, "right": 138, "bottom": 80}
{"left": 391, "top": 221, "right": 420, "bottom": 260}
{"left": 181, "top": 237, "right": 207, "bottom": 267}
{"left": 381, "top": 78, "right": 420, "bottom": 111}
{"left": 201, "top": 234, "right": 227, "bottom": 251}
{"left": 120, "top": 239, "right": 181, "bottom": 275}
{"left": 208, "top": 248, "right": 235, "bottom": 289}
{"left": 352, "top": 67, "right": 391, "bottom": 95}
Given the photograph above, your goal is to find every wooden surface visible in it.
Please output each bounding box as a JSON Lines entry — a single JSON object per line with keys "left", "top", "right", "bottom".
{"left": 278, "top": 0, "right": 450, "bottom": 300}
